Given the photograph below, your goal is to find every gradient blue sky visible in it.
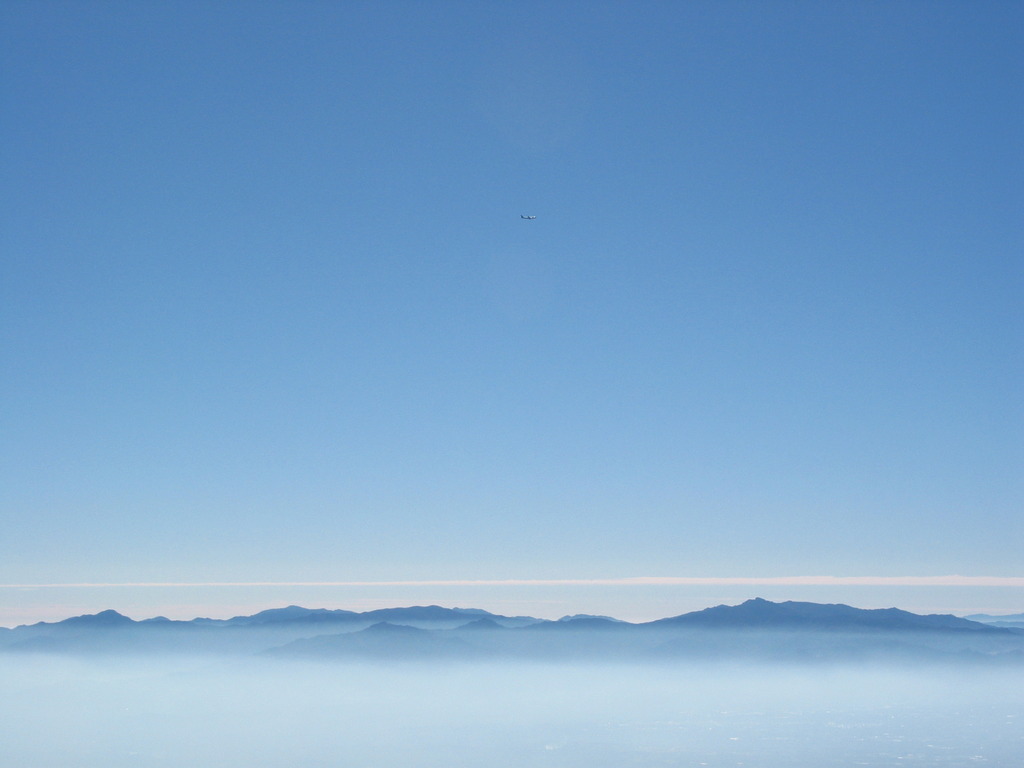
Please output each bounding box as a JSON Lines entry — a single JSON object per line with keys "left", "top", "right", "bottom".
{"left": 2, "top": 1, "right": 1021, "bottom": 625}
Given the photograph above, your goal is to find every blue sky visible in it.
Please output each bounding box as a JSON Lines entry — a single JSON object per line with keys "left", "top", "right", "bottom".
{"left": 2, "top": 1, "right": 1021, "bottom": 624}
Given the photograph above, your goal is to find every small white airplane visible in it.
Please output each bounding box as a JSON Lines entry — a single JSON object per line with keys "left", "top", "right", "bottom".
{"left": 520, "top": 214, "right": 536, "bottom": 220}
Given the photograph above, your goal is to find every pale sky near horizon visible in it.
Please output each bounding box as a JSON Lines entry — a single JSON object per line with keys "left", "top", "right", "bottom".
{"left": 2, "top": 1, "right": 1021, "bottom": 625}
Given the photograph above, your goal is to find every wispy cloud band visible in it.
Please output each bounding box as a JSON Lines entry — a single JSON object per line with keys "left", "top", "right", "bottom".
{"left": 3, "top": 576, "right": 1023, "bottom": 588}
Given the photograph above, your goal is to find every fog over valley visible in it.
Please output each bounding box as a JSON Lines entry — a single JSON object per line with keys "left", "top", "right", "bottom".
{"left": 4, "top": 648, "right": 1022, "bottom": 767}
{"left": 3, "top": 600, "right": 1023, "bottom": 766}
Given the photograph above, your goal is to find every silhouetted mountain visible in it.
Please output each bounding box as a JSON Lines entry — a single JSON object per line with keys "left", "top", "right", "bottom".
{"left": 189, "top": 604, "right": 540, "bottom": 630}
{"left": 358, "top": 605, "right": 539, "bottom": 628}
{"left": 1, "top": 609, "right": 138, "bottom": 651}
{"left": 0, "top": 604, "right": 545, "bottom": 656}
{"left": 966, "top": 612, "right": 1024, "bottom": 622}
{"left": 218, "top": 605, "right": 361, "bottom": 626}
{"left": 648, "top": 598, "right": 1001, "bottom": 632}
{"left": 56, "top": 609, "right": 135, "bottom": 628}
{"left": 362, "top": 605, "right": 486, "bottom": 624}
{"left": 3, "top": 600, "right": 1021, "bottom": 664}
{"left": 973, "top": 620, "right": 1024, "bottom": 630}
{"left": 964, "top": 613, "right": 1024, "bottom": 630}
{"left": 455, "top": 617, "right": 507, "bottom": 631}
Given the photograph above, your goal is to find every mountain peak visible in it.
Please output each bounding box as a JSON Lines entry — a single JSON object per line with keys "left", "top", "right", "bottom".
{"left": 456, "top": 617, "right": 505, "bottom": 631}
{"left": 59, "top": 609, "right": 134, "bottom": 627}
{"left": 651, "top": 598, "right": 995, "bottom": 632}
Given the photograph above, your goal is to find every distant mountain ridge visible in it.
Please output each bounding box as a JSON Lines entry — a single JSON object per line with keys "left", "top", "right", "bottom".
{"left": 13, "top": 598, "right": 1005, "bottom": 632}
{"left": 967, "top": 612, "right": 1024, "bottom": 621}
{"left": 648, "top": 598, "right": 994, "bottom": 632}
{"left": 964, "top": 612, "right": 1024, "bottom": 630}
{"left": 3, "top": 599, "right": 1021, "bottom": 664}
{"left": 192, "top": 604, "right": 537, "bottom": 628}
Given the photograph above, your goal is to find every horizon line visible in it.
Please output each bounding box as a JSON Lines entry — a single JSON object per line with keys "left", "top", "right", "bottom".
{"left": 3, "top": 576, "right": 1024, "bottom": 588}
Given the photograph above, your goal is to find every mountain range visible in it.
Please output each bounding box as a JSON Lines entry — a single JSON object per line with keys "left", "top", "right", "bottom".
{"left": 964, "top": 612, "right": 1024, "bottom": 630}
{"left": 2, "top": 599, "right": 1021, "bottom": 664}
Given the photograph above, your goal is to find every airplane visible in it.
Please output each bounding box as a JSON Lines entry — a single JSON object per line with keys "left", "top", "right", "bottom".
{"left": 520, "top": 214, "right": 536, "bottom": 220}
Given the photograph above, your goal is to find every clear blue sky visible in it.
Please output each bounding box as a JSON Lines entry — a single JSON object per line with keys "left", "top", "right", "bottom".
{"left": 2, "top": 1, "right": 1021, "bottom": 623}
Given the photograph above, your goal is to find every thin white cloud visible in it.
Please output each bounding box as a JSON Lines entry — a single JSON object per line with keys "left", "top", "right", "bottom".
{"left": 2, "top": 576, "right": 1023, "bottom": 588}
